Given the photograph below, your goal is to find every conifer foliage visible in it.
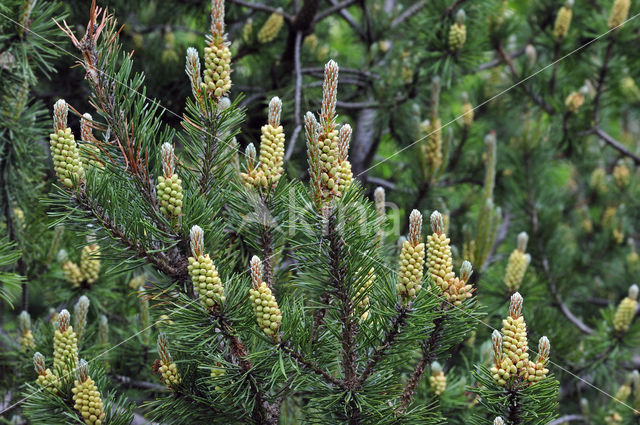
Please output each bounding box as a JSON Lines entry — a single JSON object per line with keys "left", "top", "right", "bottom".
{"left": 2, "top": 0, "right": 640, "bottom": 424}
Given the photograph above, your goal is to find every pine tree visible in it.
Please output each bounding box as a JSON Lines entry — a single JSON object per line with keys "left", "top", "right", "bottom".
{"left": 3, "top": 0, "right": 640, "bottom": 423}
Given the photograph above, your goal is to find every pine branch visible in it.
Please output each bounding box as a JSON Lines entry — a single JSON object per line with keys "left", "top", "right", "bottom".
{"left": 216, "top": 315, "right": 277, "bottom": 425}
{"left": 75, "top": 189, "right": 188, "bottom": 282}
{"left": 593, "top": 38, "right": 615, "bottom": 123}
{"left": 358, "top": 305, "right": 409, "bottom": 384}
{"left": 327, "top": 213, "right": 360, "bottom": 423}
{"left": 278, "top": 341, "right": 345, "bottom": 388}
{"left": 260, "top": 226, "right": 275, "bottom": 290}
{"left": 228, "top": 0, "right": 293, "bottom": 20}
{"left": 506, "top": 388, "right": 523, "bottom": 425}
{"left": 591, "top": 128, "right": 640, "bottom": 165}
{"left": 497, "top": 44, "right": 555, "bottom": 115}
{"left": 399, "top": 315, "right": 446, "bottom": 409}
{"left": 313, "top": 0, "right": 359, "bottom": 23}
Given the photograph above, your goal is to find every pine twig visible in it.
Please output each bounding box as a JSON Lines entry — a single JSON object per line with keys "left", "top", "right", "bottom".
{"left": 591, "top": 127, "right": 640, "bottom": 165}
{"left": 358, "top": 305, "right": 408, "bottom": 383}
{"left": 497, "top": 44, "right": 555, "bottom": 115}
{"left": 227, "top": 0, "right": 293, "bottom": 20}
{"left": 314, "top": 0, "right": 359, "bottom": 23}
{"left": 279, "top": 342, "right": 345, "bottom": 388}
{"left": 399, "top": 315, "right": 446, "bottom": 409}
{"left": 285, "top": 31, "right": 303, "bottom": 161}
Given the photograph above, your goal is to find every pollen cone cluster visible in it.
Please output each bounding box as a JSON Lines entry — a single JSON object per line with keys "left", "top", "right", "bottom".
{"left": 203, "top": 0, "right": 231, "bottom": 98}
{"left": 249, "top": 256, "right": 282, "bottom": 338}
{"left": 80, "top": 244, "right": 101, "bottom": 285}
{"left": 553, "top": 0, "right": 573, "bottom": 40}
{"left": 356, "top": 267, "right": 375, "bottom": 320}
{"left": 72, "top": 359, "right": 105, "bottom": 425}
{"left": 257, "top": 11, "right": 284, "bottom": 44}
{"left": 188, "top": 226, "right": 225, "bottom": 309}
{"left": 53, "top": 309, "right": 78, "bottom": 379}
{"left": 427, "top": 211, "right": 474, "bottom": 305}
{"left": 614, "top": 284, "right": 638, "bottom": 333}
{"left": 306, "top": 60, "right": 353, "bottom": 209}
{"left": 461, "top": 92, "right": 473, "bottom": 127}
{"left": 50, "top": 99, "right": 83, "bottom": 187}
{"left": 156, "top": 143, "right": 183, "bottom": 220}
{"left": 157, "top": 333, "right": 181, "bottom": 389}
{"left": 33, "top": 352, "right": 60, "bottom": 393}
{"left": 210, "top": 363, "right": 226, "bottom": 391}
{"left": 504, "top": 232, "right": 531, "bottom": 292}
{"left": 608, "top": 0, "right": 631, "bottom": 29}
{"left": 421, "top": 76, "right": 443, "bottom": 176}
{"left": 421, "top": 119, "right": 443, "bottom": 173}
{"left": 491, "top": 293, "right": 550, "bottom": 387}
{"left": 241, "top": 97, "right": 286, "bottom": 190}
{"left": 565, "top": 90, "right": 585, "bottom": 114}
{"left": 429, "top": 362, "right": 447, "bottom": 395}
{"left": 18, "top": 311, "right": 35, "bottom": 350}
{"left": 448, "top": 10, "right": 467, "bottom": 51}
{"left": 397, "top": 210, "right": 425, "bottom": 301}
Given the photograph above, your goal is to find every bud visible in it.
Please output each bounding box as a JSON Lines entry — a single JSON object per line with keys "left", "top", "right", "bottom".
{"left": 249, "top": 256, "right": 282, "bottom": 338}
{"left": 537, "top": 336, "right": 550, "bottom": 364}
{"left": 202, "top": 0, "right": 232, "bottom": 99}
{"left": 494, "top": 418, "right": 505, "bottom": 425}
{"left": 509, "top": 292, "right": 523, "bottom": 318}
{"left": 491, "top": 330, "right": 503, "bottom": 366}
{"left": 460, "top": 260, "right": 473, "bottom": 283}
{"left": 185, "top": 47, "right": 204, "bottom": 104}
{"left": 321, "top": 60, "right": 339, "bottom": 129}
{"left": 157, "top": 333, "right": 181, "bottom": 388}
{"left": 98, "top": 314, "right": 108, "bottom": 345}
{"left": 34, "top": 352, "right": 60, "bottom": 392}
{"left": 50, "top": 99, "right": 84, "bottom": 187}
{"left": 374, "top": 187, "right": 385, "bottom": 218}
{"left": 338, "top": 124, "right": 352, "bottom": 161}
{"left": 257, "top": 10, "right": 284, "bottom": 44}
{"left": 608, "top": 0, "right": 631, "bottom": 29}
{"left": 525, "top": 44, "right": 536, "bottom": 66}
{"left": 448, "top": 10, "right": 467, "bottom": 51}
{"left": 190, "top": 225, "right": 205, "bottom": 257}
{"left": 430, "top": 211, "right": 444, "bottom": 235}
{"left": 80, "top": 113, "right": 94, "bottom": 142}
{"left": 72, "top": 359, "right": 105, "bottom": 424}
{"left": 73, "top": 296, "right": 90, "bottom": 342}
{"left": 408, "top": 210, "right": 423, "bottom": 246}
{"left": 517, "top": 231, "right": 528, "bottom": 252}
{"left": 53, "top": 309, "right": 78, "bottom": 379}
{"left": 53, "top": 99, "right": 68, "bottom": 132}
{"left": 613, "top": 284, "right": 639, "bottom": 333}
{"left": 553, "top": 0, "right": 573, "bottom": 40}
{"left": 18, "top": 310, "right": 35, "bottom": 350}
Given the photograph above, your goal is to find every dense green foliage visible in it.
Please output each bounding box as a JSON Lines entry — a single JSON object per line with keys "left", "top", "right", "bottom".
{"left": 1, "top": 0, "right": 640, "bottom": 424}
